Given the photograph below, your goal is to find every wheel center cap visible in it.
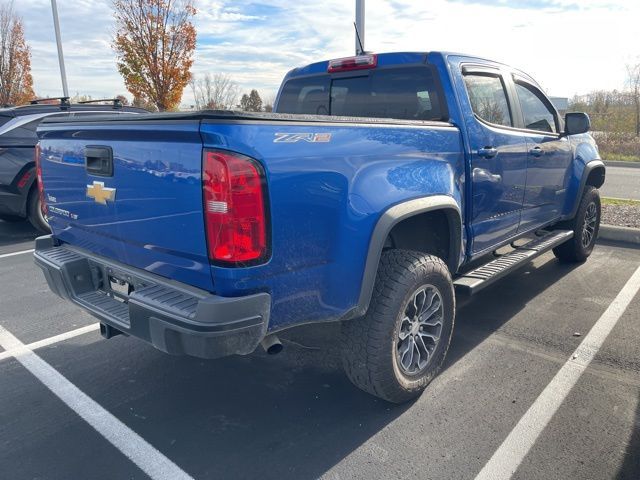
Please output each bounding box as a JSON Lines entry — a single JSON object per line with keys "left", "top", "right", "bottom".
{"left": 411, "top": 322, "right": 421, "bottom": 335}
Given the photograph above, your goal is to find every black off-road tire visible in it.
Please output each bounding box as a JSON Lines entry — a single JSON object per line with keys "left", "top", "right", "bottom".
{"left": 27, "top": 187, "right": 50, "bottom": 233}
{"left": 341, "top": 250, "right": 455, "bottom": 403}
{"left": 552, "top": 186, "right": 600, "bottom": 263}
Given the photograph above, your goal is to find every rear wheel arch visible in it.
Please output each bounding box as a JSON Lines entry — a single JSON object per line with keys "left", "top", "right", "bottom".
{"left": 355, "top": 196, "right": 462, "bottom": 317}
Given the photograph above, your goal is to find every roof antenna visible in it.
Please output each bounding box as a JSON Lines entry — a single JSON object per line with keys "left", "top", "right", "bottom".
{"left": 354, "top": 22, "right": 365, "bottom": 55}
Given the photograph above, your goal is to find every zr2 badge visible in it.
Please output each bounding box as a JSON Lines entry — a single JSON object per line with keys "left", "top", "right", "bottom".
{"left": 274, "top": 133, "right": 332, "bottom": 143}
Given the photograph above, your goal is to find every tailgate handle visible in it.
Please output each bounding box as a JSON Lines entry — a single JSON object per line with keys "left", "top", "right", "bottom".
{"left": 85, "top": 146, "right": 113, "bottom": 177}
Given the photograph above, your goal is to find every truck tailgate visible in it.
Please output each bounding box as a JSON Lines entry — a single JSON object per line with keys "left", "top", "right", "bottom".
{"left": 37, "top": 119, "right": 214, "bottom": 291}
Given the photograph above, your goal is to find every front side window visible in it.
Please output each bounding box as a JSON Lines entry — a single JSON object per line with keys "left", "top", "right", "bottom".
{"left": 515, "top": 82, "right": 557, "bottom": 133}
{"left": 463, "top": 73, "right": 512, "bottom": 127}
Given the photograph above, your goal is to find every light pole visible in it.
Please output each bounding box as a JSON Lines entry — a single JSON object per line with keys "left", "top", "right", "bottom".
{"left": 51, "top": 0, "right": 69, "bottom": 97}
{"left": 355, "top": 0, "right": 365, "bottom": 55}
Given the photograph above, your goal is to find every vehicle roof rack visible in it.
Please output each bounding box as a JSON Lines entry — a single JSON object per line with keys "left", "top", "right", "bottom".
{"left": 30, "top": 97, "right": 71, "bottom": 109}
{"left": 78, "top": 98, "right": 123, "bottom": 109}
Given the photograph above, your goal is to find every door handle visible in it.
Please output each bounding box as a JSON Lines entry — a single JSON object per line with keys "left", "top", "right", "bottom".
{"left": 529, "top": 146, "right": 545, "bottom": 157}
{"left": 477, "top": 146, "right": 498, "bottom": 159}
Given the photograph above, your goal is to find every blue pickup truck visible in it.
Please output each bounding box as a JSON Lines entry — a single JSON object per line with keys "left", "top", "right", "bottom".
{"left": 34, "top": 52, "right": 604, "bottom": 403}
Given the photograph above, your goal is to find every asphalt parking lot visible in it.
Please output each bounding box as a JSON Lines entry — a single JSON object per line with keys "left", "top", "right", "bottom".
{"left": 1, "top": 220, "right": 639, "bottom": 480}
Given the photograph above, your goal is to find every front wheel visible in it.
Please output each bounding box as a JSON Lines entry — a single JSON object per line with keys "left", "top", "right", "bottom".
{"left": 341, "top": 250, "right": 455, "bottom": 403}
{"left": 553, "top": 186, "right": 600, "bottom": 263}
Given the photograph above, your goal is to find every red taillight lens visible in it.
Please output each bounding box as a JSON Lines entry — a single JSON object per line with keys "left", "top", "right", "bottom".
{"left": 203, "top": 149, "right": 268, "bottom": 264}
{"left": 328, "top": 54, "right": 377, "bottom": 73}
{"left": 17, "top": 170, "right": 32, "bottom": 188}
{"left": 34, "top": 143, "right": 47, "bottom": 216}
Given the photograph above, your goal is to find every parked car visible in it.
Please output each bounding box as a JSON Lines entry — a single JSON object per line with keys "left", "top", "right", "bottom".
{"left": 0, "top": 98, "right": 147, "bottom": 232}
{"left": 33, "top": 52, "right": 604, "bottom": 403}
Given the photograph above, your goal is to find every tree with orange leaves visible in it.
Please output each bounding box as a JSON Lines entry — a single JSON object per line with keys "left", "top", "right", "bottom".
{"left": 0, "top": 3, "right": 35, "bottom": 106}
{"left": 112, "top": 0, "right": 196, "bottom": 111}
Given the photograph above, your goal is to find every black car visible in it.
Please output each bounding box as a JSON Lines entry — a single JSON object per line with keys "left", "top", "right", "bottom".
{"left": 0, "top": 98, "right": 147, "bottom": 232}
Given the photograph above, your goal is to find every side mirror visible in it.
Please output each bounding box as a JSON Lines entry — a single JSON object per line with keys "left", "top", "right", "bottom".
{"left": 564, "top": 112, "right": 591, "bottom": 135}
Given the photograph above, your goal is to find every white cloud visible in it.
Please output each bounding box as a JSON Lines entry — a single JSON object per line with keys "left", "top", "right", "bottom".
{"left": 14, "top": 0, "right": 640, "bottom": 106}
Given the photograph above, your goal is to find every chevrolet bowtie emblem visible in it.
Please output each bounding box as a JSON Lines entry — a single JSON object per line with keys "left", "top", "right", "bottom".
{"left": 86, "top": 181, "right": 116, "bottom": 205}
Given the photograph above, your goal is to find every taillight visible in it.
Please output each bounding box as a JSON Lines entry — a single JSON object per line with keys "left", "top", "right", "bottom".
{"left": 17, "top": 170, "right": 32, "bottom": 188}
{"left": 328, "top": 54, "right": 377, "bottom": 73}
{"left": 203, "top": 149, "right": 268, "bottom": 264}
{"left": 34, "top": 143, "right": 47, "bottom": 216}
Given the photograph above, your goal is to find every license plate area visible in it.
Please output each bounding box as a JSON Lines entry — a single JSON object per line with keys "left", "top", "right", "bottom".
{"left": 100, "top": 266, "right": 145, "bottom": 303}
{"left": 86, "top": 261, "right": 150, "bottom": 304}
{"left": 109, "top": 275, "right": 132, "bottom": 302}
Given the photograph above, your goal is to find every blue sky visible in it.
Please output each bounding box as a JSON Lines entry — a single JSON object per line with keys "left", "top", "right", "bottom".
{"left": 13, "top": 0, "right": 640, "bottom": 106}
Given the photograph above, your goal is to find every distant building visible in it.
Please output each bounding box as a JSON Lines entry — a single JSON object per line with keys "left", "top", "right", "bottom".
{"left": 550, "top": 97, "right": 569, "bottom": 115}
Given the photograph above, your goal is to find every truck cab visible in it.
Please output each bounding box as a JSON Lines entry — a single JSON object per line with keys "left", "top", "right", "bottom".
{"left": 275, "top": 52, "right": 604, "bottom": 262}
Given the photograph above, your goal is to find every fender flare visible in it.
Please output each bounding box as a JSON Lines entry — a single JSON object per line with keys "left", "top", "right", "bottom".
{"left": 351, "top": 195, "right": 462, "bottom": 319}
{"left": 566, "top": 160, "right": 605, "bottom": 220}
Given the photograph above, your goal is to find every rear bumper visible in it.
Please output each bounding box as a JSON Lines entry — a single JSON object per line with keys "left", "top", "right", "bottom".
{"left": 33, "top": 235, "right": 271, "bottom": 359}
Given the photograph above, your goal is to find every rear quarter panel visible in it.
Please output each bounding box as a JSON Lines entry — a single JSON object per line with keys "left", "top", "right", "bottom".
{"left": 201, "top": 121, "right": 464, "bottom": 331}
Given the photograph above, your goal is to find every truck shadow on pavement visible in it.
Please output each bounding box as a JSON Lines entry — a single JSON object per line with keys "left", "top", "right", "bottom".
{"left": 0, "top": 219, "right": 39, "bottom": 250}
{"left": 446, "top": 258, "right": 581, "bottom": 367}
{"left": 33, "top": 255, "right": 599, "bottom": 480}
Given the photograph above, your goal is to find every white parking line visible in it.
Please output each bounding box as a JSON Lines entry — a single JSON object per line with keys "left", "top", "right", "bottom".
{"left": 0, "top": 325, "right": 194, "bottom": 480}
{"left": 0, "top": 248, "right": 35, "bottom": 259}
{"left": 0, "top": 323, "right": 100, "bottom": 361}
{"left": 475, "top": 264, "right": 640, "bottom": 480}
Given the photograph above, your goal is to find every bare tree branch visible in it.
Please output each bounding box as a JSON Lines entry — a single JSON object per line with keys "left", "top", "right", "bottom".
{"left": 626, "top": 61, "right": 640, "bottom": 137}
{"left": 191, "top": 73, "right": 239, "bottom": 110}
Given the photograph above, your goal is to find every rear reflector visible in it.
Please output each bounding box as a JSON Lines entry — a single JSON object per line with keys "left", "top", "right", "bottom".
{"left": 34, "top": 143, "right": 47, "bottom": 216}
{"left": 203, "top": 149, "right": 268, "bottom": 265}
{"left": 328, "top": 54, "right": 377, "bottom": 73}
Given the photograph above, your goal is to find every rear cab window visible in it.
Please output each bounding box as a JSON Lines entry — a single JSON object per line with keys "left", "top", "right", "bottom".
{"left": 276, "top": 66, "right": 447, "bottom": 121}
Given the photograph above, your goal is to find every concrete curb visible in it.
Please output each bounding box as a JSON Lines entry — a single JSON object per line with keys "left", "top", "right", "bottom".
{"left": 603, "top": 160, "right": 640, "bottom": 169}
{"left": 598, "top": 224, "right": 640, "bottom": 246}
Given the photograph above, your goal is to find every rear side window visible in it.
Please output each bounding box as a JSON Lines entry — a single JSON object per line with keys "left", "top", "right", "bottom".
{"left": 514, "top": 82, "right": 557, "bottom": 133}
{"left": 277, "top": 66, "right": 446, "bottom": 121}
{"left": 0, "top": 118, "right": 40, "bottom": 145}
{"left": 0, "top": 114, "right": 12, "bottom": 128}
{"left": 463, "top": 74, "right": 512, "bottom": 127}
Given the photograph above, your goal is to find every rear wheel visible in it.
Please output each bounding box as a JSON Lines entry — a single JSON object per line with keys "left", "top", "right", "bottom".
{"left": 27, "top": 187, "right": 50, "bottom": 233}
{"left": 553, "top": 186, "right": 600, "bottom": 263}
{"left": 341, "top": 250, "right": 455, "bottom": 403}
